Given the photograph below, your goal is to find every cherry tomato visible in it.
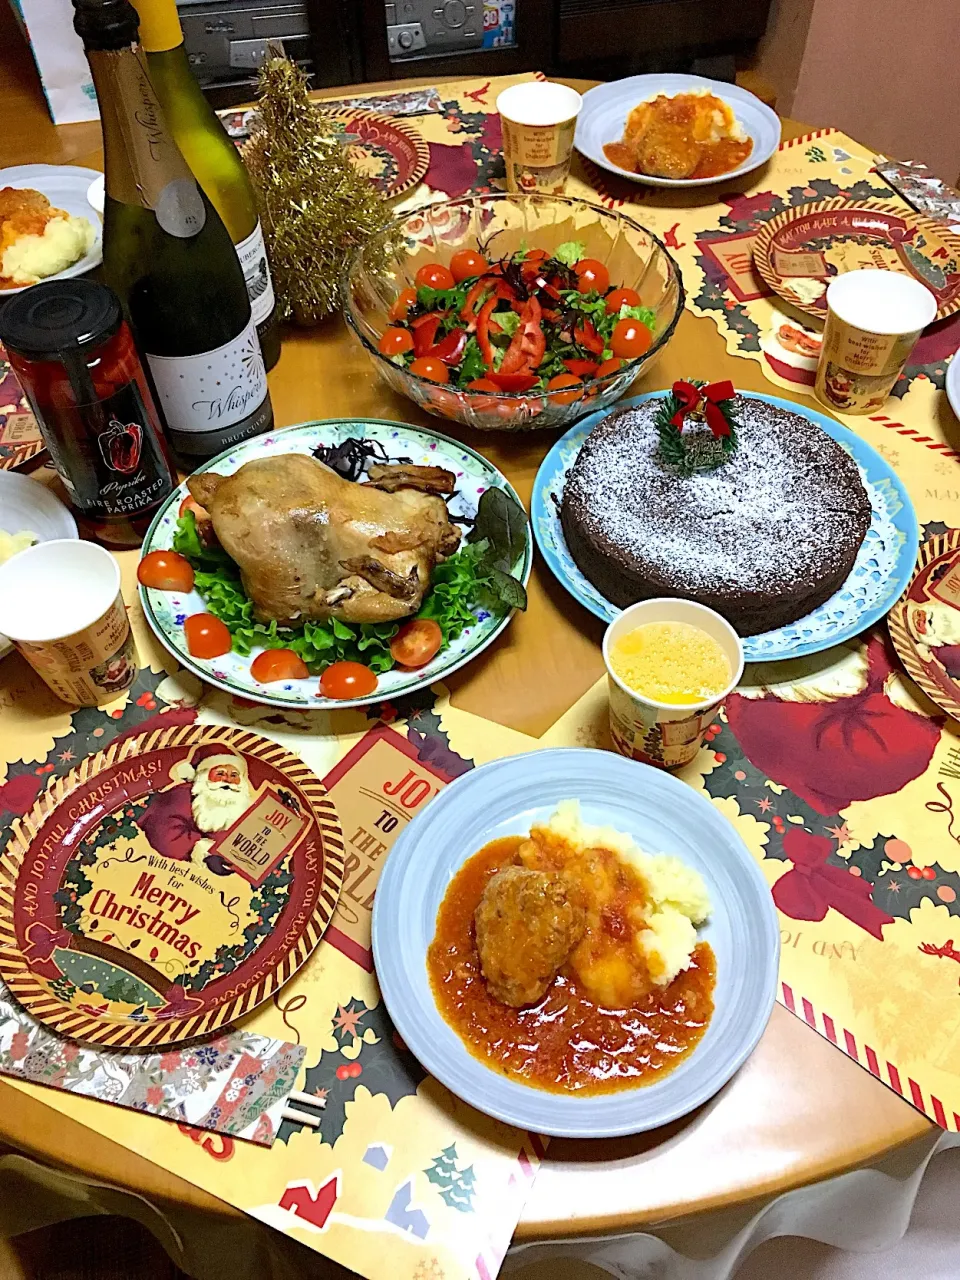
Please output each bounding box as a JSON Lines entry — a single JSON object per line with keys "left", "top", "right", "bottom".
{"left": 251, "top": 648, "right": 309, "bottom": 684}
{"left": 409, "top": 356, "right": 450, "bottom": 384}
{"left": 524, "top": 249, "right": 549, "bottom": 262}
{"left": 605, "top": 287, "right": 641, "bottom": 313}
{"left": 596, "top": 357, "right": 623, "bottom": 377}
{"left": 389, "top": 618, "right": 443, "bottom": 668}
{"left": 574, "top": 258, "right": 610, "bottom": 295}
{"left": 546, "top": 373, "right": 583, "bottom": 405}
{"left": 184, "top": 613, "right": 232, "bottom": 659}
{"left": 610, "top": 317, "right": 654, "bottom": 359}
{"left": 138, "top": 550, "right": 194, "bottom": 593}
{"left": 466, "top": 377, "right": 501, "bottom": 392}
{"left": 378, "top": 327, "right": 414, "bottom": 356}
{"left": 415, "top": 262, "right": 455, "bottom": 291}
{"left": 450, "top": 249, "right": 489, "bottom": 282}
{"left": 389, "top": 287, "right": 417, "bottom": 322}
{"left": 320, "top": 661, "right": 378, "bottom": 700}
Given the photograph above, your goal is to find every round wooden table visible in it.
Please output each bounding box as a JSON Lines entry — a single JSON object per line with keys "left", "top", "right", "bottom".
{"left": 0, "top": 38, "right": 932, "bottom": 1248}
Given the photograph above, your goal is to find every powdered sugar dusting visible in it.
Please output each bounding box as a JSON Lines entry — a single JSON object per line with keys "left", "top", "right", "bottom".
{"left": 564, "top": 396, "right": 871, "bottom": 597}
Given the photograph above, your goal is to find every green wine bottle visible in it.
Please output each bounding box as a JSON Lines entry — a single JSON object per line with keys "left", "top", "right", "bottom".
{"left": 130, "top": 0, "right": 281, "bottom": 371}
{"left": 73, "top": 0, "right": 274, "bottom": 460}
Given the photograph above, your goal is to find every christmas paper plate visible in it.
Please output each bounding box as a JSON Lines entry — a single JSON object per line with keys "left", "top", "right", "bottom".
{"left": 318, "top": 108, "right": 429, "bottom": 200}
{"left": 139, "top": 419, "right": 531, "bottom": 710}
{"left": 532, "top": 391, "right": 918, "bottom": 662}
{"left": 0, "top": 724, "right": 344, "bottom": 1048}
{"left": 372, "top": 749, "right": 780, "bottom": 1138}
{"left": 888, "top": 530, "right": 960, "bottom": 723}
{"left": 220, "top": 106, "right": 429, "bottom": 199}
{"left": 752, "top": 200, "right": 960, "bottom": 321}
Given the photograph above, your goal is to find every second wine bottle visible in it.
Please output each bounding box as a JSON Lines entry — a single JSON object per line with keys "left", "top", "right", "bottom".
{"left": 131, "top": 0, "right": 281, "bottom": 371}
{"left": 73, "top": 0, "right": 274, "bottom": 461}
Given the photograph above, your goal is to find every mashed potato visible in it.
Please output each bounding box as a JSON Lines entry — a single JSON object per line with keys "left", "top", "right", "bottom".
{"left": 2, "top": 214, "right": 95, "bottom": 286}
{"left": 0, "top": 530, "right": 37, "bottom": 565}
{"left": 0, "top": 186, "right": 95, "bottom": 288}
{"left": 530, "top": 800, "right": 711, "bottom": 1001}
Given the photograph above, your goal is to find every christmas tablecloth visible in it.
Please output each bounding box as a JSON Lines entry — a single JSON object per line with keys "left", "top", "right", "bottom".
{"left": 0, "top": 554, "right": 545, "bottom": 1280}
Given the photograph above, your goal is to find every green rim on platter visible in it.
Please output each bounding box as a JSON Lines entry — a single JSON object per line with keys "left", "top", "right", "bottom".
{"left": 139, "top": 419, "right": 532, "bottom": 710}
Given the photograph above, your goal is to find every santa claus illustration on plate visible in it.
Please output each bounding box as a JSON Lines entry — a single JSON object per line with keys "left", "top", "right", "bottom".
{"left": 137, "top": 744, "right": 253, "bottom": 877}
{"left": 905, "top": 599, "right": 960, "bottom": 680}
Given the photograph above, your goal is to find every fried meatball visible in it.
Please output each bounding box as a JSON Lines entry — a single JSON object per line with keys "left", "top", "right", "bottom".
{"left": 474, "top": 866, "right": 585, "bottom": 1007}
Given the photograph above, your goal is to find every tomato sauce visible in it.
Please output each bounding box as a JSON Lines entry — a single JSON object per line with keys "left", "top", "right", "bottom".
{"left": 602, "top": 136, "right": 752, "bottom": 179}
{"left": 427, "top": 836, "right": 716, "bottom": 1095}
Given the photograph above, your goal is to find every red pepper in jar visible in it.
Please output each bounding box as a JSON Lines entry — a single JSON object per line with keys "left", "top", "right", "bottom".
{"left": 0, "top": 280, "right": 175, "bottom": 547}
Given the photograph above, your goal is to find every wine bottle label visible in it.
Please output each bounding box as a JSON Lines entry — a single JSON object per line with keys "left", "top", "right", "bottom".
{"left": 236, "top": 221, "right": 276, "bottom": 327}
{"left": 145, "top": 317, "right": 269, "bottom": 435}
{"left": 155, "top": 178, "right": 206, "bottom": 238}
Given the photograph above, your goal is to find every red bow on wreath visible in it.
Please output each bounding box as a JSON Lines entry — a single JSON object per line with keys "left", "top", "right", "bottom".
{"left": 670, "top": 380, "right": 735, "bottom": 438}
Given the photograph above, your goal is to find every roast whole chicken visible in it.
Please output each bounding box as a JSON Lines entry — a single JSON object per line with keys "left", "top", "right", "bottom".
{"left": 188, "top": 453, "right": 461, "bottom": 626}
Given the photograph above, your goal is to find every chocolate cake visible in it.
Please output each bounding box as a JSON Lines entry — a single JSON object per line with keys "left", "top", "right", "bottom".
{"left": 560, "top": 395, "right": 872, "bottom": 636}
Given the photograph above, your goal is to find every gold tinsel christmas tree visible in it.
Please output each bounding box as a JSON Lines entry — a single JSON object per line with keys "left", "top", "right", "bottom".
{"left": 244, "top": 56, "right": 398, "bottom": 325}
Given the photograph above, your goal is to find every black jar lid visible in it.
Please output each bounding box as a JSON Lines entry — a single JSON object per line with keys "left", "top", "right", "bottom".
{"left": 0, "top": 279, "right": 123, "bottom": 361}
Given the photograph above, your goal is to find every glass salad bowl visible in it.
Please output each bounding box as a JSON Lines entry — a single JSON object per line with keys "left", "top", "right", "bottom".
{"left": 342, "top": 192, "right": 685, "bottom": 432}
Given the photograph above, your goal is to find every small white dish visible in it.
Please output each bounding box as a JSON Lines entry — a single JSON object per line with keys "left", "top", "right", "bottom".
{"left": 0, "top": 163, "right": 104, "bottom": 295}
{"left": 574, "top": 73, "right": 781, "bottom": 189}
{"left": 947, "top": 346, "right": 960, "bottom": 421}
{"left": 0, "top": 471, "right": 78, "bottom": 658}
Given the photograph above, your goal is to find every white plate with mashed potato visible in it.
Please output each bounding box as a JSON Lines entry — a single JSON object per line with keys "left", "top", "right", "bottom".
{"left": 0, "top": 471, "right": 77, "bottom": 658}
{"left": 0, "top": 164, "right": 102, "bottom": 294}
{"left": 575, "top": 73, "right": 780, "bottom": 188}
{"left": 372, "top": 747, "right": 779, "bottom": 1138}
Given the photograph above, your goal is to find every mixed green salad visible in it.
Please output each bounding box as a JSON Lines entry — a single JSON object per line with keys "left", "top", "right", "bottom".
{"left": 378, "top": 239, "right": 658, "bottom": 395}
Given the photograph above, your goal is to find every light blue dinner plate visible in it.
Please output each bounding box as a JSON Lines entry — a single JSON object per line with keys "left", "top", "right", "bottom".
{"left": 574, "top": 74, "right": 781, "bottom": 188}
{"left": 371, "top": 748, "right": 779, "bottom": 1139}
{"left": 532, "top": 391, "right": 919, "bottom": 663}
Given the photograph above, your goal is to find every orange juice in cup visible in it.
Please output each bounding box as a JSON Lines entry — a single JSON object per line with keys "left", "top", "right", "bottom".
{"left": 603, "top": 599, "right": 744, "bottom": 769}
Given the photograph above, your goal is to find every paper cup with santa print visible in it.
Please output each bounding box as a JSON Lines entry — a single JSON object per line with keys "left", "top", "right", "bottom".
{"left": 497, "top": 82, "right": 582, "bottom": 194}
{"left": 603, "top": 599, "right": 744, "bottom": 770}
{"left": 815, "top": 269, "right": 937, "bottom": 414}
{"left": 0, "top": 539, "right": 136, "bottom": 706}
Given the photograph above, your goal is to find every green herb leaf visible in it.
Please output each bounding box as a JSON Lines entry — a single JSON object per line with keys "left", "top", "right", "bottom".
{"left": 553, "top": 240, "right": 587, "bottom": 267}
{"left": 415, "top": 283, "right": 469, "bottom": 316}
{"left": 618, "top": 303, "right": 657, "bottom": 331}
{"left": 468, "top": 487, "right": 527, "bottom": 569}
{"left": 172, "top": 510, "right": 235, "bottom": 572}
{"left": 456, "top": 336, "right": 487, "bottom": 386}
{"left": 496, "top": 309, "right": 521, "bottom": 337}
{"left": 483, "top": 566, "right": 528, "bottom": 611}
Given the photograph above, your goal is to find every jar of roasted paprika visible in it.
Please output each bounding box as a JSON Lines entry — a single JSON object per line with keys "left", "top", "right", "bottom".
{"left": 0, "top": 279, "right": 175, "bottom": 546}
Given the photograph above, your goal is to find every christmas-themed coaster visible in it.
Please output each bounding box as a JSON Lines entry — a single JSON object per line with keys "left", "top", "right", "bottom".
{"left": 889, "top": 530, "right": 960, "bottom": 724}
{"left": 752, "top": 199, "right": 960, "bottom": 321}
{"left": 0, "top": 724, "right": 344, "bottom": 1048}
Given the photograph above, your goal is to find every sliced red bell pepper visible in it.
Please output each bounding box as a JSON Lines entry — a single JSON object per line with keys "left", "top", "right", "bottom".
{"left": 574, "top": 319, "right": 604, "bottom": 356}
{"left": 411, "top": 312, "right": 444, "bottom": 355}
{"left": 487, "top": 371, "right": 539, "bottom": 392}
{"left": 460, "top": 279, "right": 490, "bottom": 327}
{"left": 461, "top": 276, "right": 517, "bottom": 329}
{"left": 563, "top": 358, "right": 600, "bottom": 377}
{"left": 500, "top": 296, "right": 546, "bottom": 375}
{"left": 476, "top": 296, "right": 499, "bottom": 368}
{"left": 430, "top": 327, "right": 468, "bottom": 365}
